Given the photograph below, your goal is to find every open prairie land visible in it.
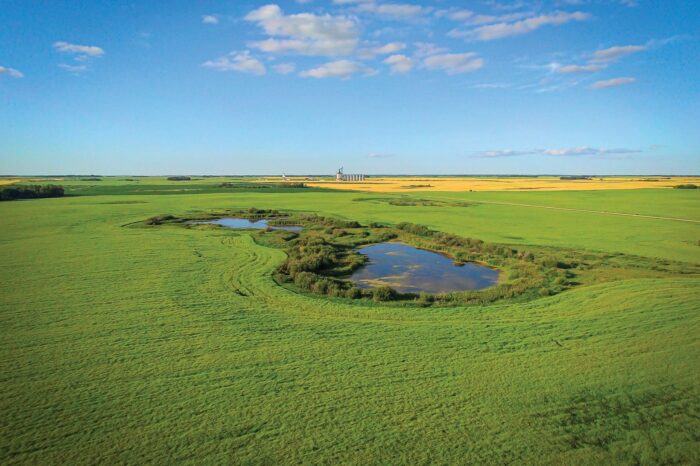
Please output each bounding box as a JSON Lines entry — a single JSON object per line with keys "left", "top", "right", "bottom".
{"left": 1, "top": 178, "right": 699, "bottom": 464}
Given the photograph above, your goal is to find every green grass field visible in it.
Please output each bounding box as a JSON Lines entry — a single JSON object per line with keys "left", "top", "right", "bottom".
{"left": 1, "top": 179, "right": 698, "bottom": 464}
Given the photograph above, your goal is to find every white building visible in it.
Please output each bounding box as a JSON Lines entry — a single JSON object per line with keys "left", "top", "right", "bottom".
{"left": 336, "top": 167, "right": 366, "bottom": 182}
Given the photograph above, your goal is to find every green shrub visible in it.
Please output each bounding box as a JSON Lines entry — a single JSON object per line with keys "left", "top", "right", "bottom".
{"left": 1, "top": 185, "right": 65, "bottom": 201}
{"left": 373, "top": 286, "right": 398, "bottom": 302}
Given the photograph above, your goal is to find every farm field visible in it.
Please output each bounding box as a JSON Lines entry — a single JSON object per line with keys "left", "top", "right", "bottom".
{"left": 297, "top": 176, "right": 700, "bottom": 193}
{"left": 1, "top": 179, "right": 699, "bottom": 464}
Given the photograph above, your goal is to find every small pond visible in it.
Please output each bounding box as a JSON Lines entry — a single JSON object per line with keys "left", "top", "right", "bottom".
{"left": 193, "top": 218, "right": 303, "bottom": 232}
{"left": 349, "top": 243, "right": 499, "bottom": 294}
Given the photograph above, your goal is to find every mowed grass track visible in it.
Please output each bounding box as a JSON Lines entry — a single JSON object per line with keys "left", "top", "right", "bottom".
{"left": 1, "top": 188, "right": 699, "bottom": 464}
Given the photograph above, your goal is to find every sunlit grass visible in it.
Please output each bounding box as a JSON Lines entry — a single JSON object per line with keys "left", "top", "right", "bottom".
{"left": 0, "top": 182, "right": 698, "bottom": 464}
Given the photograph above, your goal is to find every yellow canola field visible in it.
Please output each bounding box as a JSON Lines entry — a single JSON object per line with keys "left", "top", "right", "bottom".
{"left": 297, "top": 176, "right": 700, "bottom": 193}
{"left": 0, "top": 179, "right": 22, "bottom": 186}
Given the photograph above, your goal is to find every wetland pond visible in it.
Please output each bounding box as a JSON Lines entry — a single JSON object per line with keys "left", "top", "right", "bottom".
{"left": 349, "top": 243, "right": 499, "bottom": 294}
{"left": 193, "top": 218, "right": 303, "bottom": 232}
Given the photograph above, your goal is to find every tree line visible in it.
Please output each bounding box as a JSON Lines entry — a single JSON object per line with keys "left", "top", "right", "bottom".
{"left": 1, "top": 185, "right": 65, "bottom": 201}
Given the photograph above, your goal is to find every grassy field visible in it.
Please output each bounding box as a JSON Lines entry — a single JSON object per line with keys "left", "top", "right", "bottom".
{"left": 1, "top": 179, "right": 699, "bottom": 464}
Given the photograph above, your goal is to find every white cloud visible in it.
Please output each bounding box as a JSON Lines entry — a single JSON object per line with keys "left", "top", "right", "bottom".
{"left": 245, "top": 4, "right": 358, "bottom": 56}
{"left": 202, "top": 51, "right": 267, "bottom": 75}
{"left": 590, "top": 77, "right": 636, "bottom": 89}
{"left": 300, "top": 60, "right": 375, "bottom": 79}
{"left": 550, "top": 43, "right": 646, "bottom": 79}
{"left": 474, "top": 147, "right": 641, "bottom": 157}
{"left": 470, "top": 82, "right": 512, "bottom": 89}
{"left": 435, "top": 8, "right": 474, "bottom": 21}
{"left": 357, "top": 2, "right": 430, "bottom": 20}
{"left": 249, "top": 38, "right": 358, "bottom": 56}
{"left": 0, "top": 66, "right": 23, "bottom": 78}
{"left": 58, "top": 63, "right": 88, "bottom": 75}
{"left": 475, "top": 150, "right": 534, "bottom": 157}
{"left": 202, "top": 15, "right": 219, "bottom": 24}
{"left": 368, "top": 153, "right": 394, "bottom": 158}
{"left": 542, "top": 147, "right": 640, "bottom": 156}
{"left": 591, "top": 45, "right": 646, "bottom": 63}
{"left": 357, "top": 41, "right": 405, "bottom": 58}
{"left": 413, "top": 42, "right": 448, "bottom": 58}
{"left": 53, "top": 41, "right": 105, "bottom": 58}
{"left": 334, "top": 0, "right": 430, "bottom": 20}
{"left": 273, "top": 63, "right": 296, "bottom": 74}
{"left": 553, "top": 63, "right": 606, "bottom": 73}
{"left": 423, "top": 52, "right": 484, "bottom": 75}
{"left": 383, "top": 54, "right": 414, "bottom": 73}
{"left": 467, "top": 11, "right": 590, "bottom": 41}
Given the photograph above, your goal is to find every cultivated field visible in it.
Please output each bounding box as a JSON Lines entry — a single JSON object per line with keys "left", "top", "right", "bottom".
{"left": 297, "top": 175, "right": 700, "bottom": 193}
{"left": 1, "top": 177, "right": 698, "bottom": 464}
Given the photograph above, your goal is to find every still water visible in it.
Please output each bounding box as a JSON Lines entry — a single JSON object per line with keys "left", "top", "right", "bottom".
{"left": 193, "top": 218, "right": 303, "bottom": 232}
{"left": 349, "top": 243, "right": 499, "bottom": 294}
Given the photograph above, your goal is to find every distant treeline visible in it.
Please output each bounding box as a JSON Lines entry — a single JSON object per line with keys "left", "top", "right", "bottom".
{"left": 560, "top": 176, "right": 592, "bottom": 180}
{"left": 167, "top": 176, "right": 191, "bottom": 181}
{"left": 219, "top": 182, "right": 307, "bottom": 189}
{"left": 1, "top": 185, "right": 65, "bottom": 201}
{"left": 673, "top": 184, "right": 697, "bottom": 189}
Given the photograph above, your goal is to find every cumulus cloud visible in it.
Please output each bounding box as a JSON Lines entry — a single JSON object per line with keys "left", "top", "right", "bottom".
{"left": 467, "top": 11, "right": 590, "bottom": 41}
{"left": 245, "top": 4, "right": 358, "bottom": 56}
{"left": 590, "top": 77, "right": 636, "bottom": 89}
{"left": 474, "top": 147, "right": 641, "bottom": 157}
{"left": 358, "top": 41, "right": 405, "bottom": 58}
{"left": 202, "top": 15, "right": 219, "bottom": 24}
{"left": 53, "top": 41, "right": 105, "bottom": 59}
{"left": 0, "top": 65, "right": 23, "bottom": 78}
{"left": 299, "top": 60, "right": 375, "bottom": 78}
{"left": 422, "top": 52, "right": 484, "bottom": 74}
{"left": 383, "top": 54, "right": 414, "bottom": 73}
{"left": 202, "top": 51, "right": 267, "bottom": 75}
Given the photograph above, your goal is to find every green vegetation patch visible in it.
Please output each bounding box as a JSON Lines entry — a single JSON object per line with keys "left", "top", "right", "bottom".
{"left": 0, "top": 184, "right": 65, "bottom": 201}
{"left": 142, "top": 209, "right": 698, "bottom": 306}
{"left": 354, "top": 196, "right": 473, "bottom": 207}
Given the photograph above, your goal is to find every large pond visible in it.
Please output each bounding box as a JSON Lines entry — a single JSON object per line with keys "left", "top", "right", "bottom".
{"left": 349, "top": 243, "right": 499, "bottom": 294}
{"left": 193, "top": 218, "right": 303, "bottom": 232}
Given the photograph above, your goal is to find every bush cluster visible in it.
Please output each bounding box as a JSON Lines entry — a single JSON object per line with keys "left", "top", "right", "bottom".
{"left": 673, "top": 184, "right": 697, "bottom": 189}
{"left": 1, "top": 185, "right": 65, "bottom": 201}
{"left": 145, "top": 211, "right": 576, "bottom": 306}
{"left": 167, "top": 176, "right": 191, "bottom": 181}
{"left": 270, "top": 220, "right": 564, "bottom": 305}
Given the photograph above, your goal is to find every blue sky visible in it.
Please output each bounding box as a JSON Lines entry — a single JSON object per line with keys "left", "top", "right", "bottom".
{"left": 1, "top": 0, "right": 698, "bottom": 175}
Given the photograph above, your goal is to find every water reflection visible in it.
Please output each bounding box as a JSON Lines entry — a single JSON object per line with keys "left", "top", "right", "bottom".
{"left": 193, "top": 218, "right": 303, "bottom": 232}
{"left": 350, "top": 243, "right": 498, "bottom": 293}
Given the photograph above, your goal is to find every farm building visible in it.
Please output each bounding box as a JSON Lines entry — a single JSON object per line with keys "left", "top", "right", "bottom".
{"left": 336, "top": 167, "right": 366, "bottom": 182}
